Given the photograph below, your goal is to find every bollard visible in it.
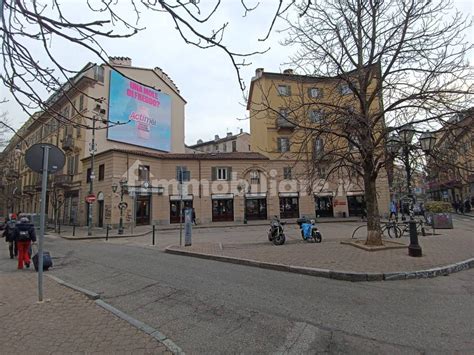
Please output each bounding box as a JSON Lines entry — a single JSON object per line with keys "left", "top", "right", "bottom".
{"left": 106, "top": 224, "right": 110, "bottom": 241}
{"left": 72, "top": 224, "right": 76, "bottom": 237}
{"left": 152, "top": 225, "right": 156, "bottom": 246}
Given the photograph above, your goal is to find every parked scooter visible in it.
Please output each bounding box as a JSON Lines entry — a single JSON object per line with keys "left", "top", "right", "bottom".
{"left": 268, "top": 216, "right": 286, "bottom": 245}
{"left": 296, "top": 217, "right": 322, "bottom": 243}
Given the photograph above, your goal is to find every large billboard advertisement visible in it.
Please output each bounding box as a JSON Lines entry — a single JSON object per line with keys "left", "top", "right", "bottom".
{"left": 107, "top": 70, "right": 171, "bottom": 151}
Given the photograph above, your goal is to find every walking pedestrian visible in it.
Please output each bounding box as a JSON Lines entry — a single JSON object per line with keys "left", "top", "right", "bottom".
{"left": 389, "top": 200, "right": 398, "bottom": 220}
{"left": 3, "top": 214, "right": 18, "bottom": 259}
{"left": 13, "top": 217, "right": 36, "bottom": 269}
{"left": 192, "top": 208, "right": 197, "bottom": 225}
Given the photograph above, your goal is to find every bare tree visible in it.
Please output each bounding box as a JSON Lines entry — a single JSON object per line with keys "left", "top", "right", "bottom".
{"left": 255, "top": 0, "right": 473, "bottom": 245}
{"left": 0, "top": 0, "right": 310, "bottom": 135}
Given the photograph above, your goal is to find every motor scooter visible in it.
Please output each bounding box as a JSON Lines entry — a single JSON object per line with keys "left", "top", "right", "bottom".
{"left": 267, "top": 216, "right": 286, "bottom": 245}
{"left": 296, "top": 217, "right": 322, "bottom": 243}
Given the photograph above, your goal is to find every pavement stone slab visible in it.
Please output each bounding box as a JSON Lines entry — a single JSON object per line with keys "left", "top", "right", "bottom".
{"left": 0, "top": 271, "right": 174, "bottom": 354}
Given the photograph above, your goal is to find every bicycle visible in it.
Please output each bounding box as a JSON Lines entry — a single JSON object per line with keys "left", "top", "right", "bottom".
{"left": 351, "top": 219, "right": 400, "bottom": 239}
{"left": 387, "top": 219, "right": 426, "bottom": 238}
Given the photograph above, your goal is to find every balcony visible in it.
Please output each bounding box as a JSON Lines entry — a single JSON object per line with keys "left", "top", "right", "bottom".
{"left": 62, "top": 135, "right": 75, "bottom": 151}
{"left": 276, "top": 117, "right": 296, "bottom": 130}
{"left": 54, "top": 174, "right": 74, "bottom": 188}
{"left": 23, "top": 185, "right": 36, "bottom": 195}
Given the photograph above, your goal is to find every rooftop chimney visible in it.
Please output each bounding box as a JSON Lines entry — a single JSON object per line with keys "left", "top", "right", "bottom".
{"left": 283, "top": 69, "right": 294, "bottom": 75}
{"left": 240, "top": 128, "right": 243, "bottom": 134}
{"left": 214, "top": 135, "right": 219, "bottom": 141}
{"left": 255, "top": 68, "right": 264, "bottom": 78}
{"left": 197, "top": 139, "right": 203, "bottom": 144}
{"left": 227, "top": 132, "right": 233, "bottom": 137}
{"left": 108, "top": 56, "right": 132, "bottom": 66}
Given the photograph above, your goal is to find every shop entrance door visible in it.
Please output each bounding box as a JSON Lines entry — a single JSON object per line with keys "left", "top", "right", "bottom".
{"left": 170, "top": 200, "right": 193, "bottom": 223}
{"left": 212, "top": 199, "right": 234, "bottom": 222}
{"left": 136, "top": 195, "right": 151, "bottom": 225}
{"left": 347, "top": 195, "right": 366, "bottom": 217}
{"left": 315, "top": 196, "right": 334, "bottom": 217}
{"left": 245, "top": 198, "right": 267, "bottom": 220}
{"left": 279, "top": 197, "right": 299, "bottom": 218}
{"left": 97, "top": 200, "right": 104, "bottom": 228}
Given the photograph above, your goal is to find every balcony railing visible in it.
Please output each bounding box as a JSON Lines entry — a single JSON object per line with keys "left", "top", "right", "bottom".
{"left": 23, "top": 185, "right": 36, "bottom": 194}
{"left": 276, "top": 117, "right": 296, "bottom": 129}
{"left": 54, "top": 174, "right": 74, "bottom": 187}
{"left": 62, "top": 135, "right": 75, "bottom": 150}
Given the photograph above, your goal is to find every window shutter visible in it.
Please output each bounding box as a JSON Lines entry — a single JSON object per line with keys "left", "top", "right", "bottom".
{"left": 307, "top": 88, "right": 312, "bottom": 98}
{"left": 227, "top": 167, "right": 232, "bottom": 181}
{"left": 211, "top": 167, "right": 217, "bottom": 181}
{"left": 277, "top": 138, "right": 282, "bottom": 152}
{"left": 287, "top": 85, "right": 292, "bottom": 96}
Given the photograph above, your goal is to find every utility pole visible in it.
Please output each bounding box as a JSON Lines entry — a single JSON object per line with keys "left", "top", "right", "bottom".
{"left": 87, "top": 114, "right": 98, "bottom": 236}
{"left": 179, "top": 166, "right": 183, "bottom": 247}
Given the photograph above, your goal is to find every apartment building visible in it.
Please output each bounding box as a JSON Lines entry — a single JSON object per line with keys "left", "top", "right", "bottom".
{"left": 188, "top": 129, "right": 251, "bottom": 153}
{"left": 426, "top": 109, "right": 474, "bottom": 203}
{"left": 1, "top": 57, "right": 186, "bottom": 223}
{"left": 247, "top": 67, "right": 390, "bottom": 217}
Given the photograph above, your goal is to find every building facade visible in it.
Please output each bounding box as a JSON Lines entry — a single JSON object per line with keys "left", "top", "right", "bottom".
{"left": 187, "top": 130, "right": 251, "bottom": 153}
{"left": 425, "top": 109, "right": 474, "bottom": 203}
{"left": 247, "top": 67, "right": 390, "bottom": 217}
{"left": 1, "top": 57, "right": 186, "bottom": 223}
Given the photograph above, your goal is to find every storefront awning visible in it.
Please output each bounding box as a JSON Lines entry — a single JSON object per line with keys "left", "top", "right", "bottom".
{"left": 245, "top": 193, "right": 267, "bottom": 199}
{"left": 169, "top": 195, "right": 193, "bottom": 201}
{"left": 346, "top": 191, "right": 364, "bottom": 196}
{"left": 314, "top": 191, "right": 334, "bottom": 197}
{"left": 212, "top": 193, "right": 234, "bottom": 200}
{"left": 279, "top": 192, "right": 298, "bottom": 197}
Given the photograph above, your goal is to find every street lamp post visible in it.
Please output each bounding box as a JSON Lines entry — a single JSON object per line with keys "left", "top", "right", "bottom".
{"left": 388, "top": 126, "right": 436, "bottom": 257}
{"left": 112, "top": 179, "right": 127, "bottom": 235}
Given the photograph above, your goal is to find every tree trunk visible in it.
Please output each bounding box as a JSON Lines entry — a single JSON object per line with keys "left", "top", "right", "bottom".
{"left": 364, "top": 173, "right": 383, "bottom": 246}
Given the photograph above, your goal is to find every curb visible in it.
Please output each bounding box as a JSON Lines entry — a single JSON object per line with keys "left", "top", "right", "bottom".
{"left": 47, "top": 274, "right": 184, "bottom": 354}
{"left": 165, "top": 247, "right": 474, "bottom": 282}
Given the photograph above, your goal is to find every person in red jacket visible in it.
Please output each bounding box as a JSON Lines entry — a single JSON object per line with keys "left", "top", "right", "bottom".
{"left": 13, "top": 217, "right": 36, "bottom": 269}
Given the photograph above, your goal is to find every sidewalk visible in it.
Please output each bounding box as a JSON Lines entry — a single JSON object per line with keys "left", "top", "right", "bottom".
{"left": 52, "top": 217, "right": 360, "bottom": 240}
{"left": 0, "top": 271, "right": 174, "bottom": 354}
{"left": 164, "top": 224, "right": 474, "bottom": 281}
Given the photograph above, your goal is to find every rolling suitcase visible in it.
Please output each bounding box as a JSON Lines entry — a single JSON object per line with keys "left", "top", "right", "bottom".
{"left": 32, "top": 249, "right": 53, "bottom": 271}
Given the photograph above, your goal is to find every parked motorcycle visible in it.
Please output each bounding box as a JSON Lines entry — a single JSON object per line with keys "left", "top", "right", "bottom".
{"left": 268, "top": 216, "right": 286, "bottom": 245}
{"left": 296, "top": 217, "right": 322, "bottom": 243}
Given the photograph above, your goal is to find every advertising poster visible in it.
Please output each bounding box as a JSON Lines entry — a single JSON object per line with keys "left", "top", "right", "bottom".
{"left": 107, "top": 70, "right": 171, "bottom": 151}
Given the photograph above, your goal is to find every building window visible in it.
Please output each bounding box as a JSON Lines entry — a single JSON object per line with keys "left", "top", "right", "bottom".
{"left": 86, "top": 168, "right": 92, "bottom": 183}
{"left": 94, "top": 66, "right": 105, "bottom": 83}
{"left": 79, "top": 94, "right": 85, "bottom": 111}
{"left": 317, "top": 166, "right": 327, "bottom": 178}
{"left": 309, "top": 110, "right": 324, "bottom": 123}
{"left": 176, "top": 166, "right": 190, "bottom": 182}
{"left": 277, "top": 137, "right": 290, "bottom": 153}
{"left": 279, "top": 108, "right": 289, "bottom": 119}
{"left": 340, "top": 84, "right": 352, "bottom": 95}
{"left": 214, "top": 144, "right": 219, "bottom": 152}
{"left": 277, "top": 85, "right": 291, "bottom": 96}
{"left": 138, "top": 165, "right": 150, "bottom": 181}
{"left": 308, "top": 87, "right": 323, "bottom": 99}
{"left": 314, "top": 138, "right": 324, "bottom": 155}
{"left": 250, "top": 170, "right": 260, "bottom": 184}
{"left": 232, "top": 141, "right": 237, "bottom": 152}
{"left": 283, "top": 167, "right": 292, "bottom": 180}
{"left": 76, "top": 124, "right": 81, "bottom": 137}
{"left": 98, "top": 164, "right": 105, "bottom": 181}
{"left": 222, "top": 143, "right": 227, "bottom": 152}
{"left": 212, "top": 167, "right": 231, "bottom": 181}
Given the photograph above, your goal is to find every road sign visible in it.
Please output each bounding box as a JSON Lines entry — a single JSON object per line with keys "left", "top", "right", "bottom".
{"left": 118, "top": 202, "right": 128, "bottom": 210}
{"left": 25, "top": 143, "right": 65, "bottom": 173}
{"left": 85, "top": 194, "right": 96, "bottom": 203}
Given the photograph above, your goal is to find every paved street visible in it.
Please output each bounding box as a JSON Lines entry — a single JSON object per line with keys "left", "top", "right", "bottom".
{"left": 1, "top": 221, "right": 472, "bottom": 354}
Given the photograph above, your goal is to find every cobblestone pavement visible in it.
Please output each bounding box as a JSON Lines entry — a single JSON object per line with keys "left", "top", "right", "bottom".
{"left": 164, "top": 217, "right": 474, "bottom": 273}
{"left": 0, "top": 271, "right": 172, "bottom": 354}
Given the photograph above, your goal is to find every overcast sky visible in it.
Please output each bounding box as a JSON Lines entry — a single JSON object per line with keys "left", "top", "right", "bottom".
{"left": 1, "top": 0, "right": 473, "bottom": 146}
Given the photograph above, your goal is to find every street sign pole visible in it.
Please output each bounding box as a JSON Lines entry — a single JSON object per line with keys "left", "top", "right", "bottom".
{"left": 38, "top": 145, "right": 50, "bottom": 302}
